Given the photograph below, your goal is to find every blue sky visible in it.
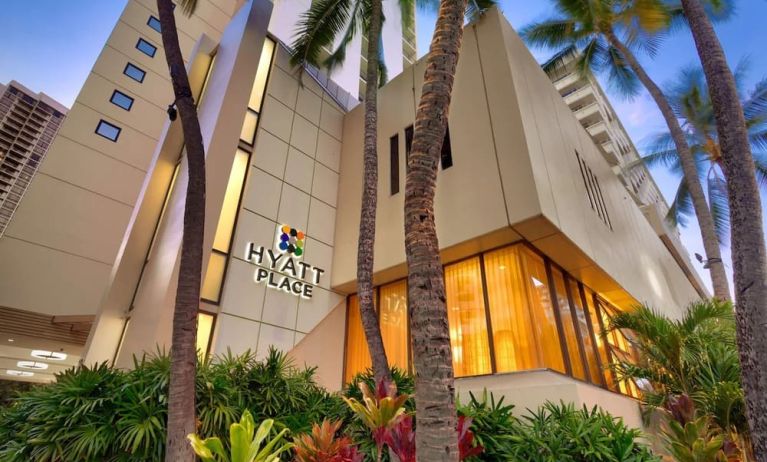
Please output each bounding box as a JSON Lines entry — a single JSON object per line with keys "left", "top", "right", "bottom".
{"left": 1, "top": 1, "right": 766, "bottom": 296}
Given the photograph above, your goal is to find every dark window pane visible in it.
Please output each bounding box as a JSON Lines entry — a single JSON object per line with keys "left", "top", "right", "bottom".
{"left": 136, "top": 38, "right": 157, "bottom": 57}
{"left": 124, "top": 63, "right": 146, "bottom": 83}
{"left": 96, "top": 120, "right": 121, "bottom": 141}
{"left": 390, "top": 134, "right": 399, "bottom": 195}
{"left": 147, "top": 16, "right": 161, "bottom": 33}
{"left": 441, "top": 125, "right": 453, "bottom": 169}
{"left": 110, "top": 90, "right": 134, "bottom": 111}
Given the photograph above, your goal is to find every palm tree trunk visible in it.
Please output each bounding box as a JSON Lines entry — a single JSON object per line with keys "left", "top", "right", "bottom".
{"left": 605, "top": 31, "right": 731, "bottom": 302}
{"left": 679, "top": 0, "right": 767, "bottom": 458}
{"left": 404, "top": 0, "right": 466, "bottom": 460}
{"left": 156, "top": 1, "right": 205, "bottom": 460}
{"left": 357, "top": 0, "right": 391, "bottom": 384}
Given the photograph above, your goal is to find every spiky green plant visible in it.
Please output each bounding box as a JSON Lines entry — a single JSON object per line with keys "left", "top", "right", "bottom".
{"left": 187, "top": 411, "right": 292, "bottom": 462}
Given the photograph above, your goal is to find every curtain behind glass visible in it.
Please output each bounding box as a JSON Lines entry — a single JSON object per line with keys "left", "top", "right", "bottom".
{"left": 551, "top": 268, "right": 586, "bottom": 380}
{"left": 520, "top": 248, "right": 566, "bottom": 373}
{"left": 379, "top": 280, "right": 409, "bottom": 371}
{"left": 445, "top": 257, "right": 492, "bottom": 377}
{"left": 568, "top": 279, "right": 602, "bottom": 385}
{"left": 344, "top": 295, "right": 372, "bottom": 383}
{"left": 484, "top": 246, "right": 540, "bottom": 372}
{"left": 584, "top": 288, "right": 616, "bottom": 390}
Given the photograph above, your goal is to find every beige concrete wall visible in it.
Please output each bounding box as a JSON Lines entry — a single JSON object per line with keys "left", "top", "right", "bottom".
{"left": 332, "top": 8, "right": 699, "bottom": 315}
{"left": 0, "top": 0, "right": 235, "bottom": 320}
{"left": 209, "top": 46, "right": 347, "bottom": 361}
{"left": 288, "top": 300, "right": 347, "bottom": 391}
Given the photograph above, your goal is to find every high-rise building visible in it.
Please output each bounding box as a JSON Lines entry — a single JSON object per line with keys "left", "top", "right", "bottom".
{"left": 0, "top": 0, "right": 411, "bottom": 383}
{"left": 0, "top": 81, "right": 67, "bottom": 237}
{"left": 542, "top": 50, "right": 705, "bottom": 290}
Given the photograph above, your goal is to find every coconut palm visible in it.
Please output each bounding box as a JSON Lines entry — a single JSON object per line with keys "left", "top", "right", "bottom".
{"left": 521, "top": 0, "right": 731, "bottom": 301}
{"left": 677, "top": 0, "right": 767, "bottom": 458}
{"left": 606, "top": 300, "right": 750, "bottom": 458}
{"left": 155, "top": 0, "right": 206, "bottom": 460}
{"left": 638, "top": 62, "right": 767, "bottom": 243}
{"left": 290, "top": 0, "right": 418, "bottom": 384}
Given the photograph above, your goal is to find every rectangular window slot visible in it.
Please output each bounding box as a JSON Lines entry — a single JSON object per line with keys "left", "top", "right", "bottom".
{"left": 390, "top": 133, "right": 399, "bottom": 195}
{"left": 95, "top": 120, "right": 121, "bottom": 141}
{"left": 123, "top": 63, "right": 146, "bottom": 83}
{"left": 136, "top": 38, "right": 157, "bottom": 57}
{"left": 110, "top": 90, "right": 134, "bottom": 111}
{"left": 147, "top": 16, "right": 161, "bottom": 33}
{"left": 575, "top": 151, "right": 612, "bottom": 230}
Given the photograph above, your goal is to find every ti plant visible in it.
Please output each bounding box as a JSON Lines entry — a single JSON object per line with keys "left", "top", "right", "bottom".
{"left": 342, "top": 378, "right": 408, "bottom": 460}
{"left": 187, "top": 410, "right": 292, "bottom": 462}
{"left": 293, "top": 419, "right": 363, "bottom": 462}
{"left": 663, "top": 394, "right": 741, "bottom": 462}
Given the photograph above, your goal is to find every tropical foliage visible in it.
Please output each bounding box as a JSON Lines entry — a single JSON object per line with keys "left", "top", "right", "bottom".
{"left": 188, "top": 412, "right": 292, "bottom": 462}
{"left": 606, "top": 300, "right": 751, "bottom": 459}
{"left": 639, "top": 62, "right": 767, "bottom": 241}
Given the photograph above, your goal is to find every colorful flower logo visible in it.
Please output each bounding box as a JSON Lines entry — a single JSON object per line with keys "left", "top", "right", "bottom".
{"left": 278, "top": 225, "right": 304, "bottom": 256}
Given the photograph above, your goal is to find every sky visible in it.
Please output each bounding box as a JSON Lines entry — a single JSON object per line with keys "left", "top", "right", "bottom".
{"left": 1, "top": 1, "right": 766, "bottom": 296}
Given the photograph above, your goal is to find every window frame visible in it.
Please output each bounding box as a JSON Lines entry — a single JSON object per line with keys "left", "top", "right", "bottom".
{"left": 135, "top": 38, "right": 158, "bottom": 57}
{"left": 123, "top": 63, "right": 146, "bottom": 83}
{"left": 390, "top": 133, "right": 399, "bottom": 195}
{"left": 109, "top": 90, "right": 134, "bottom": 111}
{"left": 95, "top": 119, "right": 121, "bottom": 142}
{"left": 147, "top": 16, "right": 162, "bottom": 33}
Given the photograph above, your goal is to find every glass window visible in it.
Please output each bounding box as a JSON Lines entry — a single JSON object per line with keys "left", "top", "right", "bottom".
{"left": 247, "top": 39, "right": 275, "bottom": 111}
{"left": 136, "top": 38, "right": 157, "bottom": 57}
{"left": 404, "top": 125, "right": 413, "bottom": 167}
{"left": 213, "top": 149, "right": 249, "bottom": 252}
{"left": 147, "top": 16, "right": 162, "bottom": 33}
{"left": 441, "top": 125, "right": 453, "bottom": 169}
{"left": 201, "top": 252, "right": 227, "bottom": 302}
{"left": 345, "top": 295, "right": 372, "bottom": 383}
{"left": 390, "top": 134, "right": 399, "bottom": 195}
{"left": 110, "top": 90, "right": 134, "bottom": 111}
{"left": 445, "top": 257, "right": 491, "bottom": 377}
{"left": 569, "top": 279, "right": 602, "bottom": 385}
{"left": 520, "top": 248, "right": 566, "bottom": 373}
{"left": 95, "top": 120, "right": 121, "bottom": 141}
{"left": 599, "top": 299, "right": 639, "bottom": 397}
{"left": 484, "top": 246, "right": 538, "bottom": 372}
{"left": 585, "top": 288, "right": 616, "bottom": 390}
{"left": 123, "top": 63, "right": 146, "bottom": 83}
{"left": 379, "top": 280, "right": 408, "bottom": 370}
{"left": 551, "top": 268, "right": 586, "bottom": 380}
{"left": 197, "top": 312, "right": 215, "bottom": 359}
{"left": 240, "top": 110, "right": 258, "bottom": 144}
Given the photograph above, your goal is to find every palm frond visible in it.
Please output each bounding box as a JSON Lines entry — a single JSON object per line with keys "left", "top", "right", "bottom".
{"left": 520, "top": 18, "right": 583, "bottom": 50}
{"left": 640, "top": 132, "right": 682, "bottom": 170}
{"left": 603, "top": 44, "right": 641, "bottom": 98}
{"left": 707, "top": 173, "right": 730, "bottom": 246}
{"left": 322, "top": 0, "right": 365, "bottom": 72}
{"left": 666, "top": 177, "right": 692, "bottom": 229}
{"left": 399, "top": 0, "right": 415, "bottom": 32}
{"left": 753, "top": 152, "right": 767, "bottom": 188}
{"left": 290, "top": 0, "right": 356, "bottom": 71}
{"left": 176, "top": 0, "right": 198, "bottom": 16}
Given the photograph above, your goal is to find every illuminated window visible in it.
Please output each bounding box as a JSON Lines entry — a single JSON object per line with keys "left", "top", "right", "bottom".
{"left": 585, "top": 288, "right": 616, "bottom": 390}
{"left": 568, "top": 278, "right": 602, "bottom": 385}
{"left": 599, "top": 300, "right": 640, "bottom": 397}
{"left": 444, "top": 257, "right": 491, "bottom": 377}
{"left": 551, "top": 268, "right": 586, "bottom": 380}
{"left": 379, "top": 280, "right": 408, "bottom": 370}
{"left": 201, "top": 252, "right": 227, "bottom": 302}
{"left": 248, "top": 39, "right": 275, "bottom": 111}
{"left": 240, "top": 110, "right": 258, "bottom": 144}
{"left": 213, "top": 149, "right": 249, "bottom": 252}
{"left": 345, "top": 295, "right": 372, "bottom": 383}
{"left": 197, "top": 312, "right": 215, "bottom": 359}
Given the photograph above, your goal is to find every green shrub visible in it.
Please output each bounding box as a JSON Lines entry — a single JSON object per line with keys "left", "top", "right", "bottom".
{"left": 0, "top": 348, "right": 342, "bottom": 462}
{"left": 459, "top": 394, "right": 659, "bottom": 462}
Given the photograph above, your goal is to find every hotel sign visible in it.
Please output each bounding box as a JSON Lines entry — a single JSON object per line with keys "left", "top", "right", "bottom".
{"left": 244, "top": 225, "right": 324, "bottom": 299}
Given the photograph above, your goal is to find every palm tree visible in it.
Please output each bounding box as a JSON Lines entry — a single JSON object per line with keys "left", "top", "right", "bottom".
{"left": 290, "top": 0, "right": 418, "bottom": 384}
{"left": 606, "top": 300, "right": 751, "bottom": 458}
{"left": 638, "top": 62, "right": 767, "bottom": 243}
{"left": 676, "top": 1, "right": 767, "bottom": 458}
{"left": 521, "top": 0, "right": 731, "bottom": 301}
{"left": 156, "top": 0, "right": 205, "bottom": 460}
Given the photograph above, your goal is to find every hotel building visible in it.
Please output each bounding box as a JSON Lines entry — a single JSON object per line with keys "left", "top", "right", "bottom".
{"left": 3, "top": 0, "right": 704, "bottom": 429}
{"left": 0, "top": 0, "right": 410, "bottom": 384}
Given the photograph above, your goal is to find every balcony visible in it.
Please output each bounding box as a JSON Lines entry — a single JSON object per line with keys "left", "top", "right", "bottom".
{"left": 564, "top": 84, "right": 594, "bottom": 106}
{"left": 573, "top": 102, "right": 600, "bottom": 121}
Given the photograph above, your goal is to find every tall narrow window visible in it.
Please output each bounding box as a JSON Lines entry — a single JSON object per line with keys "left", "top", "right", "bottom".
{"left": 441, "top": 125, "right": 453, "bottom": 169}
{"left": 550, "top": 268, "right": 586, "bottom": 380}
{"left": 212, "top": 149, "right": 249, "bottom": 252}
{"left": 404, "top": 125, "right": 414, "bottom": 163}
{"left": 445, "top": 257, "right": 492, "bottom": 377}
{"left": 136, "top": 38, "right": 157, "bottom": 57}
{"left": 584, "top": 288, "right": 615, "bottom": 390}
{"left": 345, "top": 295, "right": 372, "bottom": 383}
{"left": 197, "top": 312, "right": 215, "bottom": 358}
{"left": 568, "top": 278, "right": 602, "bottom": 385}
{"left": 379, "top": 280, "right": 408, "bottom": 370}
{"left": 390, "top": 134, "right": 399, "bottom": 195}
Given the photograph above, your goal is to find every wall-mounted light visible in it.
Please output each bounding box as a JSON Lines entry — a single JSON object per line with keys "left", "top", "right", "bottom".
{"left": 31, "top": 350, "right": 67, "bottom": 361}
{"left": 6, "top": 370, "right": 34, "bottom": 377}
{"left": 17, "top": 361, "right": 48, "bottom": 370}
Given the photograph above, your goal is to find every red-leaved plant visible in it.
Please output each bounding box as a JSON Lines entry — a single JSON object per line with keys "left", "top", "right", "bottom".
{"left": 293, "top": 419, "right": 364, "bottom": 462}
{"left": 457, "top": 416, "right": 483, "bottom": 460}
{"left": 384, "top": 415, "right": 416, "bottom": 462}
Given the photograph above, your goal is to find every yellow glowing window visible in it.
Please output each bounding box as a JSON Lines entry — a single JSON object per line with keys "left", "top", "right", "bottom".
{"left": 344, "top": 295, "right": 372, "bottom": 383}
{"left": 551, "top": 268, "right": 586, "bottom": 380}
{"left": 248, "top": 39, "right": 275, "bottom": 111}
{"left": 213, "top": 149, "right": 249, "bottom": 252}
{"left": 197, "top": 312, "right": 215, "bottom": 359}
{"left": 240, "top": 110, "right": 258, "bottom": 144}
{"left": 568, "top": 279, "right": 602, "bottom": 385}
{"left": 585, "top": 289, "right": 616, "bottom": 390}
{"left": 444, "top": 257, "right": 491, "bottom": 377}
{"left": 201, "top": 252, "right": 227, "bottom": 302}
{"left": 147, "top": 161, "right": 181, "bottom": 260}
{"left": 379, "top": 280, "right": 408, "bottom": 371}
